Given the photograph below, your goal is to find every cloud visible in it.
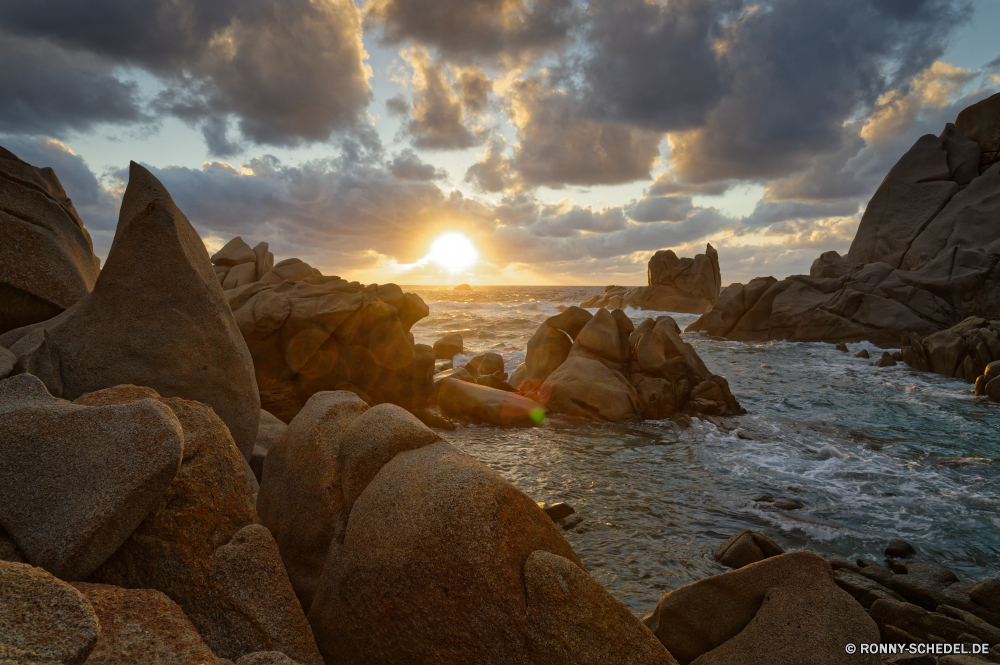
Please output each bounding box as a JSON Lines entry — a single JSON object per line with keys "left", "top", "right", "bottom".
{"left": 464, "top": 136, "right": 520, "bottom": 193}
{"left": 505, "top": 76, "right": 664, "bottom": 188}
{"left": 0, "top": 32, "right": 146, "bottom": 137}
{"left": 0, "top": 0, "right": 373, "bottom": 150}
{"left": 388, "top": 48, "right": 491, "bottom": 150}
{"left": 389, "top": 149, "right": 447, "bottom": 180}
{"left": 363, "top": 0, "right": 578, "bottom": 63}
{"left": 626, "top": 196, "right": 693, "bottom": 223}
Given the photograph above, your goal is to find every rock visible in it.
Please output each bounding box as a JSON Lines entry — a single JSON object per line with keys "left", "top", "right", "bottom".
{"left": 432, "top": 366, "right": 475, "bottom": 390}
{"left": 889, "top": 562, "right": 960, "bottom": 610}
{"left": 902, "top": 318, "right": 1000, "bottom": 383}
{"left": 433, "top": 333, "right": 463, "bottom": 359}
{"left": 439, "top": 378, "right": 548, "bottom": 427}
{"left": 257, "top": 391, "right": 370, "bottom": 612}
{"left": 454, "top": 283, "right": 472, "bottom": 290}
{"left": 855, "top": 349, "right": 871, "bottom": 358}
{"left": 261, "top": 261, "right": 317, "bottom": 284}
{"left": 0, "top": 375, "right": 183, "bottom": 580}
{"left": 407, "top": 407, "right": 455, "bottom": 430}
{"left": 236, "top": 653, "right": 304, "bottom": 665}
{"left": 810, "top": 250, "right": 853, "bottom": 279}
{"left": 969, "top": 578, "right": 1000, "bottom": 612}
{"left": 536, "top": 355, "right": 639, "bottom": 422}
{"left": 466, "top": 351, "right": 505, "bottom": 377}
{"left": 252, "top": 409, "right": 287, "bottom": 484}
{"left": 835, "top": 341, "right": 849, "bottom": 352}
{"left": 643, "top": 551, "right": 880, "bottom": 665}
{"left": 545, "top": 306, "right": 594, "bottom": 339}
{"left": 570, "top": 308, "right": 630, "bottom": 372}
{"left": 434, "top": 358, "right": 453, "bottom": 372}
{"left": 937, "top": 656, "right": 994, "bottom": 665}
{"left": 955, "top": 91, "right": 1000, "bottom": 171}
{"left": 476, "top": 373, "right": 514, "bottom": 391}
{"left": 0, "top": 525, "right": 24, "bottom": 563}
{"left": 308, "top": 441, "right": 664, "bottom": 664}
{"left": 0, "top": 147, "right": 102, "bottom": 335}
{"left": 833, "top": 569, "right": 906, "bottom": 608}
{"left": 253, "top": 242, "right": 274, "bottom": 282}
{"left": 714, "top": 529, "right": 784, "bottom": 569}
{"left": 858, "top": 560, "right": 895, "bottom": 587}
{"left": 876, "top": 351, "right": 898, "bottom": 367}
{"left": 829, "top": 557, "right": 862, "bottom": 573}
{"left": 0, "top": 560, "right": 99, "bottom": 665}
{"left": 0, "top": 162, "right": 261, "bottom": 460}
{"left": 514, "top": 320, "right": 573, "bottom": 392}
{"left": 224, "top": 262, "right": 259, "bottom": 290}
{"left": 71, "top": 582, "right": 231, "bottom": 664}
{"left": 212, "top": 236, "right": 258, "bottom": 267}
{"left": 225, "top": 278, "right": 432, "bottom": 423}
{"left": 539, "top": 502, "right": 575, "bottom": 522}
{"left": 870, "top": 598, "right": 1000, "bottom": 645}
{"left": 77, "top": 385, "right": 321, "bottom": 664}
{"left": 886, "top": 540, "right": 918, "bottom": 558}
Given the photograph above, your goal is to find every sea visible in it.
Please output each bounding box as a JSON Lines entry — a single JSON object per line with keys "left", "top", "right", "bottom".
{"left": 404, "top": 285, "right": 1000, "bottom": 618}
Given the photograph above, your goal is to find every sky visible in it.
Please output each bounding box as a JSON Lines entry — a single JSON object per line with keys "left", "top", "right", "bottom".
{"left": 2, "top": 0, "right": 999, "bottom": 286}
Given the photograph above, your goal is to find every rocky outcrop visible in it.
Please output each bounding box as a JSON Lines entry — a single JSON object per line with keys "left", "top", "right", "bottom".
{"left": 580, "top": 245, "right": 721, "bottom": 314}
{"left": 956, "top": 91, "right": 1000, "bottom": 174}
{"left": 643, "top": 551, "right": 880, "bottom": 665}
{"left": 71, "top": 582, "right": 232, "bottom": 665}
{"left": 689, "top": 102, "right": 1000, "bottom": 346}
{"left": 438, "top": 377, "right": 548, "bottom": 426}
{"left": 714, "top": 529, "right": 784, "bottom": 569}
{"left": 306, "top": 440, "right": 674, "bottom": 664}
{"left": 251, "top": 409, "right": 287, "bottom": 483}
{"left": 0, "top": 162, "right": 261, "bottom": 460}
{"left": 0, "top": 147, "right": 102, "bottom": 335}
{"left": 77, "top": 385, "right": 321, "bottom": 664}
{"left": 514, "top": 309, "right": 742, "bottom": 423}
{"left": 225, "top": 275, "right": 433, "bottom": 423}
{"left": 0, "top": 560, "right": 100, "bottom": 665}
{"left": 433, "top": 333, "right": 463, "bottom": 359}
{"left": 900, "top": 316, "right": 1000, "bottom": 389}
{"left": 0, "top": 375, "right": 183, "bottom": 580}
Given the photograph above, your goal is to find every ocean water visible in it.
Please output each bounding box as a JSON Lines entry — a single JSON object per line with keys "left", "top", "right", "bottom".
{"left": 406, "top": 285, "right": 1000, "bottom": 617}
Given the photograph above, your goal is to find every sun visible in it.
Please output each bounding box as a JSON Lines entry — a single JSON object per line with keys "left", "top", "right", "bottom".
{"left": 426, "top": 233, "right": 478, "bottom": 271}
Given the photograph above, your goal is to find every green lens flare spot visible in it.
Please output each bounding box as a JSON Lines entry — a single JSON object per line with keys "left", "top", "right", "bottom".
{"left": 529, "top": 408, "right": 546, "bottom": 424}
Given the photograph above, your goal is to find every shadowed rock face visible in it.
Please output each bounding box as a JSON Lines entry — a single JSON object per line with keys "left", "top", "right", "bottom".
{"left": 689, "top": 105, "right": 1000, "bottom": 346}
{"left": 0, "top": 147, "right": 101, "bottom": 335}
{"left": 580, "top": 245, "right": 721, "bottom": 314}
{"left": 0, "top": 162, "right": 261, "bottom": 459}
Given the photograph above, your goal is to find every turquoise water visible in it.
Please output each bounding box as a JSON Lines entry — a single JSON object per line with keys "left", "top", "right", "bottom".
{"left": 406, "top": 286, "right": 1000, "bottom": 616}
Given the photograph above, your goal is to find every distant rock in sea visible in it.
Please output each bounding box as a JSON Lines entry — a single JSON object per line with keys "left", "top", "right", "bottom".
{"left": 687, "top": 93, "right": 1000, "bottom": 346}
{"left": 454, "top": 283, "right": 473, "bottom": 291}
{"left": 581, "top": 244, "right": 721, "bottom": 314}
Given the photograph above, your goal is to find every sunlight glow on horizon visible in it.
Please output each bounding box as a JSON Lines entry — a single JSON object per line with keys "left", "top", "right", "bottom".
{"left": 425, "top": 233, "right": 479, "bottom": 271}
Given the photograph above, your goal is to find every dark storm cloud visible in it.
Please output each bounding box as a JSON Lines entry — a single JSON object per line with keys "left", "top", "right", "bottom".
{"left": 666, "top": 0, "right": 972, "bottom": 182}
{"left": 741, "top": 199, "right": 861, "bottom": 228}
{"left": 363, "top": 0, "right": 578, "bottom": 63}
{"left": 0, "top": 0, "right": 372, "bottom": 149}
{"left": 506, "top": 77, "right": 663, "bottom": 188}
{"left": 626, "top": 196, "right": 693, "bottom": 223}
{"left": 0, "top": 33, "right": 146, "bottom": 137}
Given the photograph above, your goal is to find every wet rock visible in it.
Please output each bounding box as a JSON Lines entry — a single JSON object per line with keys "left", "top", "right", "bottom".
{"left": 0, "top": 162, "right": 261, "bottom": 460}
{"left": 465, "top": 351, "right": 505, "bottom": 377}
{"left": 714, "top": 529, "right": 784, "bottom": 569}
{"left": 539, "top": 502, "right": 575, "bottom": 522}
{"left": 439, "top": 377, "right": 548, "bottom": 427}
{"left": 78, "top": 385, "right": 321, "bottom": 664}
{"left": 892, "top": 351, "right": 903, "bottom": 361}
{"left": 434, "top": 359, "right": 453, "bottom": 372}
{"left": 308, "top": 441, "right": 665, "bottom": 664}
{"left": 0, "top": 147, "right": 102, "bottom": 335}
{"left": 833, "top": 569, "right": 906, "bottom": 608}
{"left": 252, "top": 409, "right": 287, "bottom": 484}
{"left": 903, "top": 317, "right": 1000, "bottom": 384}
{"left": 643, "top": 551, "right": 880, "bottom": 665}
{"left": 0, "top": 375, "right": 183, "bottom": 580}
{"left": 538, "top": 355, "right": 639, "bottom": 422}
{"left": 886, "top": 540, "right": 918, "bottom": 559}
{"left": 71, "top": 582, "right": 231, "bottom": 664}
{"left": 836, "top": 342, "right": 849, "bottom": 352}
{"left": 876, "top": 352, "right": 898, "bottom": 367}
{"left": 433, "top": 333, "right": 463, "bottom": 359}
{"left": 0, "top": 560, "right": 99, "bottom": 665}
{"left": 855, "top": 349, "right": 871, "bottom": 359}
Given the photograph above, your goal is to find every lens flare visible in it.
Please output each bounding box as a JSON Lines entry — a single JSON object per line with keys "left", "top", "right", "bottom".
{"left": 426, "top": 233, "right": 478, "bottom": 270}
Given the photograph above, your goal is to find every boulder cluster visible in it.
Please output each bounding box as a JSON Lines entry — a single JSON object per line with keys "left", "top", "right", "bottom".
{"left": 581, "top": 244, "right": 721, "bottom": 314}
{"left": 900, "top": 316, "right": 1000, "bottom": 400}
{"left": 489, "top": 306, "right": 744, "bottom": 423}
{"left": 688, "top": 93, "right": 1000, "bottom": 346}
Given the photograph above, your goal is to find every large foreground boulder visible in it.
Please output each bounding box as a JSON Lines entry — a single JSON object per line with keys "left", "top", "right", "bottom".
{"left": 689, "top": 104, "right": 1000, "bottom": 346}
{"left": 0, "top": 374, "right": 183, "bottom": 580}
{"left": 0, "top": 162, "right": 261, "bottom": 459}
{"left": 307, "top": 440, "right": 675, "bottom": 664}
{"left": 0, "top": 560, "right": 99, "bottom": 665}
{"left": 580, "top": 245, "right": 721, "bottom": 314}
{"left": 438, "top": 378, "right": 548, "bottom": 426}
{"left": 0, "top": 147, "right": 102, "bottom": 335}
{"left": 643, "top": 551, "right": 880, "bottom": 665}
{"left": 77, "top": 385, "right": 321, "bottom": 664}
{"left": 225, "top": 278, "right": 433, "bottom": 423}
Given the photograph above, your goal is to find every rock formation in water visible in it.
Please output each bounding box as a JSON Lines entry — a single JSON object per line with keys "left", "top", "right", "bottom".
{"left": 688, "top": 93, "right": 1000, "bottom": 346}
{"left": 899, "top": 315, "right": 1000, "bottom": 393}
{"left": 581, "top": 244, "right": 721, "bottom": 314}
{"left": 0, "top": 162, "right": 262, "bottom": 460}
{"left": 0, "top": 146, "right": 102, "bottom": 335}
{"left": 501, "top": 306, "right": 742, "bottom": 423}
